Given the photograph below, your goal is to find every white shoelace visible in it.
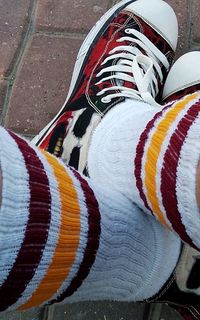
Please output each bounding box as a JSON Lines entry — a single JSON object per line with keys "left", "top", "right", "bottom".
{"left": 95, "top": 28, "right": 170, "bottom": 107}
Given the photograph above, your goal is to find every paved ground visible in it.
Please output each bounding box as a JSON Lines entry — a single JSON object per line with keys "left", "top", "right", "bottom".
{"left": 1, "top": 0, "right": 200, "bottom": 137}
{"left": 0, "top": 0, "right": 199, "bottom": 319}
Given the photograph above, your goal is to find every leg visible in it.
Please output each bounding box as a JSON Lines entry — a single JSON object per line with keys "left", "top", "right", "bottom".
{"left": 88, "top": 92, "right": 200, "bottom": 250}
{"left": 0, "top": 127, "right": 180, "bottom": 312}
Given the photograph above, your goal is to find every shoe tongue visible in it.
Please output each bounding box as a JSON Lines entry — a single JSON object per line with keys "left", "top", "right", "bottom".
{"left": 110, "top": 57, "right": 138, "bottom": 93}
{"left": 115, "top": 58, "right": 136, "bottom": 88}
{"left": 96, "top": 61, "right": 137, "bottom": 99}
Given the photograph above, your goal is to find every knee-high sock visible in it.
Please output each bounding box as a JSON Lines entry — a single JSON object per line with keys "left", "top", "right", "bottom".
{"left": 0, "top": 127, "right": 180, "bottom": 312}
{"left": 88, "top": 92, "right": 200, "bottom": 250}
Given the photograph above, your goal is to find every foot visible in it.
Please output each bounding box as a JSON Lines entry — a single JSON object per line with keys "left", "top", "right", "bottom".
{"left": 162, "top": 51, "right": 200, "bottom": 103}
{"left": 33, "top": 0, "right": 178, "bottom": 173}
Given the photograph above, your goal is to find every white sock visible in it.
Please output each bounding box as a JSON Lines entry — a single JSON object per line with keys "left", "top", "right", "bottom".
{"left": 0, "top": 127, "right": 180, "bottom": 311}
{"left": 88, "top": 93, "right": 200, "bottom": 249}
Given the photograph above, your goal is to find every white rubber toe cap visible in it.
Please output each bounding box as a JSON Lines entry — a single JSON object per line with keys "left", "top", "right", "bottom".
{"left": 163, "top": 51, "right": 200, "bottom": 100}
{"left": 126, "top": 0, "right": 178, "bottom": 51}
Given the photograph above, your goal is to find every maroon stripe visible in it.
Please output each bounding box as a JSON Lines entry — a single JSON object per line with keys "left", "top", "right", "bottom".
{"left": 134, "top": 103, "right": 173, "bottom": 213}
{"left": 161, "top": 103, "right": 200, "bottom": 249}
{"left": 50, "top": 169, "right": 101, "bottom": 303}
{"left": 0, "top": 131, "right": 51, "bottom": 311}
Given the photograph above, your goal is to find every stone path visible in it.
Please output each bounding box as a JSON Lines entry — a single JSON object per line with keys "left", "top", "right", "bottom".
{"left": 0, "top": 0, "right": 199, "bottom": 319}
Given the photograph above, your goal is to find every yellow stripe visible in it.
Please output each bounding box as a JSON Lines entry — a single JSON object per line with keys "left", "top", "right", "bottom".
{"left": 19, "top": 151, "right": 81, "bottom": 309}
{"left": 144, "top": 93, "right": 199, "bottom": 226}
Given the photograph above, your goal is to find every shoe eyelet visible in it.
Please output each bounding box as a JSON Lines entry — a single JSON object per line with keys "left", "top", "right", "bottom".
{"left": 125, "top": 28, "right": 130, "bottom": 34}
{"left": 101, "top": 97, "right": 110, "bottom": 103}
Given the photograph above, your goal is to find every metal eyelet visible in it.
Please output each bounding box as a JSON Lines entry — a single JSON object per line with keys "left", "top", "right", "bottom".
{"left": 101, "top": 97, "right": 110, "bottom": 103}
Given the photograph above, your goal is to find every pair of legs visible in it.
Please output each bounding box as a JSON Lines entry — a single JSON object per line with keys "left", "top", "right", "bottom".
{"left": 1, "top": 0, "right": 200, "bottom": 318}
{"left": 1, "top": 87, "right": 200, "bottom": 314}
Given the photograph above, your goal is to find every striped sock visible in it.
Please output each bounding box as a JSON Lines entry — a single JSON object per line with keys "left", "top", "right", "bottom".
{"left": 88, "top": 92, "right": 200, "bottom": 250}
{"left": 0, "top": 127, "right": 180, "bottom": 312}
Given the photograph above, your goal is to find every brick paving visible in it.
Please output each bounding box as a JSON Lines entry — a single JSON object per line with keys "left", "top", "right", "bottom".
{"left": 36, "top": 0, "right": 109, "bottom": 32}
{"left": 0, "top": 0, "right": 199, "bottom": 319}
{"left": 6, "top": 35, "right": 83, "bottom": 134}
{"left": 0, "top": 0, "right": 114, "bottom": 136}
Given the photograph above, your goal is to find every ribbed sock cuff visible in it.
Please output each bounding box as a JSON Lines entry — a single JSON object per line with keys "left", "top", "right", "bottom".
{"left": 135, "top": 92, "right": 200, "bottom": 250}
{"left": 0, "top": 127, "right": 180, "bottom": 312}
{"left": 0, "top": 127, "right": 101, "bottom": 311}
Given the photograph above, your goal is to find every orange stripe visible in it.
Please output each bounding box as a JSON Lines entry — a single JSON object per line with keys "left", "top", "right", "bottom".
{"left": 144, "top": 93, "right": 199, "bottom": 226}
{"left": 19, "top": 151, "right": 81, "bottom": 309}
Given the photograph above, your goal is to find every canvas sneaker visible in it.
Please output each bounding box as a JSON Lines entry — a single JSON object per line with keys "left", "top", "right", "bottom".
{"left": 33, "top": 0, "right": 178, "bottom": 173}
{"left": 162, "top": 51, "right": 200, "bottom": 103}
